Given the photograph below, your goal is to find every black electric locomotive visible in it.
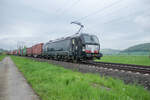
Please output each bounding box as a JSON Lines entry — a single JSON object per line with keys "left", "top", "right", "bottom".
{"left": 42, "top": 22, "right": 102, "bottom": 62}
{"left": 42, "top": 33, "right": 102, "bottom": 62}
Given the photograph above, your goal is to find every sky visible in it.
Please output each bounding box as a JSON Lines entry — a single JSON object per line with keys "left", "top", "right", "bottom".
{"left": 1, "top": 0, "right": 150, "bottom": 50}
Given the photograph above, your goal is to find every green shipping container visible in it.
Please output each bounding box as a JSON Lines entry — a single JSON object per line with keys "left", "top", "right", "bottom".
{"left": 20, "top": 49, "right": 22, "bottom": 56}
{"left": 17, "top": 50, "right": 19, "bottom": 55}
{"left": 22, "top": 48, "right": 27, "bottom": 56}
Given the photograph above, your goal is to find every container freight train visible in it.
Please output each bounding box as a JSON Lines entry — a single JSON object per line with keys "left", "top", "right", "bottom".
{"left": 10, "top": 33, "right": 103, "bottom": 62}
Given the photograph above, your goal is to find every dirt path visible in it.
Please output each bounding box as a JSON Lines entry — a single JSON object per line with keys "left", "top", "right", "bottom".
{"left": 0, "top": 57, "right": 40, "bottom": 100}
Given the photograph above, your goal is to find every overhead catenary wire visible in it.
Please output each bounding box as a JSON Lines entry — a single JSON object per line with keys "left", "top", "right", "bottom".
{"left": 57, "top": 0, "right": 81, "bottom": 15}
{"left": 71, "top": 0, "right": 150, "bottom": 27}
{"left": 102, "top": 7, "right": 150, "bottom": 25}
{"left": 83, "top": 7, "right": 150, "bottom": 36}
{"left": 95, "top": 4, "right": 130, "bottom": 22}
{"left": 55, "top": 0, "right": 149, "bottom": 37}
{"left": 55, "top": 0, "right": 70, "bottom": 13}
{"left": 57, "top": 0, "right": 124, "bottom": 35}
{"left": 53, "top": 0, "right": 81, "bottom": 33}
{"left": 76, "top": 0, "right": 123, "bottom": 21}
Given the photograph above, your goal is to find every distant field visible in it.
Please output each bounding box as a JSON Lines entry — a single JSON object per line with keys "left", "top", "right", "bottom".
{"left": 11, "top": 56, "right": 150, "bottom": 100}
{"left": 96, "top": 55, "right": 150, "bottom": 66}
{"left": 0, "top": 54, "right": 6, "bottom": 61}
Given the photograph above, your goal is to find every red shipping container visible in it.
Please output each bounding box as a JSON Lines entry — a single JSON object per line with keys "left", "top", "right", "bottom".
{"left": 15, "top": 50, "right": 17, "bottom": 55}
{"left": 26, "top": 47, "right": 32, "bottom": 56}
{"left": 32, "top": 43, "right": 43, "bottom": 57}
{"left": 10, "top": 51, "right": 13, "bottom": 55}
{"left": 13, "top": 50, "right": 15, "bottom": 55}
{"left": 18, "top": 49, "right": 20, "bottom": 55}
{"left": 13, "top": 50, "right": 17, "bottom": 55}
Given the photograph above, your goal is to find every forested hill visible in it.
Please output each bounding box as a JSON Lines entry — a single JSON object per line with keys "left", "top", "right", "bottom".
{"left": 101, "top": 49, "right": 120, "bottom": 55}
{"left": 0, "top": 49, "right": 6, "bottom": 53}
{"left": 123, "top": 43, "right": 150, "bottom": 52}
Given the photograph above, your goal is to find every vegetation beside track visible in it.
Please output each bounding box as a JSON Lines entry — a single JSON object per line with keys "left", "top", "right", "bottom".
{"left": 0, "top": 54, "right": 6, "bottom": 61}
{"left": 96, "top": 55, "right": 150, "bottom": 66}
{"left": 11, "top": 56, "right": 150, "bottom": 100}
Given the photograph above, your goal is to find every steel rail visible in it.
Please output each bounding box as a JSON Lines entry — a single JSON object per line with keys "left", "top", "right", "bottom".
{"left": 25, "top": 56, "right": 150, "bottom": 74}
{"left": 84, "top": 61, "right": 150, "bottom": 74}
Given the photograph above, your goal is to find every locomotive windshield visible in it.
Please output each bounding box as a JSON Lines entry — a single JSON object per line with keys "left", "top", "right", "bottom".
{"left": 83, "top": 35, "right": 99, "bottom": 44}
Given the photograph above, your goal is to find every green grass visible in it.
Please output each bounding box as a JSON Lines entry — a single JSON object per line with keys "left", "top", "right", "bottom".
{"left": 0, "top": 54, "right": 6, "bottom": 61}
{"left": 96, "top": 55, "right": 150, "bottom": 66}
{"left": 11, "top": 56, "right": 150, "bottom": 100}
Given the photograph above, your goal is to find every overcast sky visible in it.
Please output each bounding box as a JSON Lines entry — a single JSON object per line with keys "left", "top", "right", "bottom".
{"left": 1, "top": 0, "right": 150, "bottom": 50}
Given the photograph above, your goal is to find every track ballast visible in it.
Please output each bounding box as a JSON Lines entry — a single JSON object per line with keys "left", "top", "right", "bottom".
{"left": 83, "top": 61, "right": 150, "bottom": 74}
{"left": 25, "top": 56, "right": 150, "bottom": 74}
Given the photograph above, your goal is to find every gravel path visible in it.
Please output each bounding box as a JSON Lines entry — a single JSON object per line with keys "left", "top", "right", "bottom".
{"left": 0, "top": 57, "right": 40, "bottom": 100}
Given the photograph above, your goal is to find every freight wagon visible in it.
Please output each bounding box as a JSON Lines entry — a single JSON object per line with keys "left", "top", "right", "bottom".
{"left": 13, "top": 50, "right": 17, "bottom": 55}
{"left": 26, "top": 47, "right": 32, "bottom": 56}
{"left": 18, "top": 49, "right": 21, "bottom": 56}
{"left": 32, "top": 43, "right": 43, "bottom": 57}
{"left": 22, "top": 47, "right": 27, "bottom": 56}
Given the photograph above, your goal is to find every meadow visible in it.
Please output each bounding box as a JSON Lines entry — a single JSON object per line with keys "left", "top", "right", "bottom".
{"left": 0, "top": 54, "right": 6, "bottom": 61}
{"left": 11, "top": 56, "right": 150, "bottom": 100}
{"left": 96, "top": 55, "right": 150, "bottom": 66}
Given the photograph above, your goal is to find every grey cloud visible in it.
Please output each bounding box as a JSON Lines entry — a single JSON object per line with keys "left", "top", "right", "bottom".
{"left": 134, "top": 15, "right": 150, "bottom": 30}
{"left": 0, "top": 0, "right": 150, "bottom": 50}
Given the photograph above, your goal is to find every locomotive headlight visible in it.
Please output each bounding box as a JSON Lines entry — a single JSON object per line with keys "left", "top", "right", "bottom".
{"left": 82, "top": 47, "right": 85, "bottom": 51}
{"left": 85, "top": 45, "right": 90, "bottom": 49}
{"left": 95, "top": 45, "right": 99, "bottom": 50}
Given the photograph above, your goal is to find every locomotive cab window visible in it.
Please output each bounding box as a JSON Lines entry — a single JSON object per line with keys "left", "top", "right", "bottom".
{"left": 83, "top": 35, "right": 99, "bottom": 44}
{"left": 91, "top": 35, "right": 99, "bottom": 44}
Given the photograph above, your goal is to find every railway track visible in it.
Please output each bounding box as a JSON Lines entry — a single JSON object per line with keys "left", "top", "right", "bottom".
{"left": 84, "top": 61, "right": 150, "bottom": 74}
{"left": 26, "top": 56, "right": 150, "bottom": 74}
{"left": 21, "top": 56, "right": 150, "bottom": 90}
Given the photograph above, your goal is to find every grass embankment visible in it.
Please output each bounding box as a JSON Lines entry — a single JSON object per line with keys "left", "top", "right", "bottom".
{"left": 11, "top": 56, "right": 150, "bottom": 100}
{"left": 0, "top": 54, "right": 6, "bottom": 61}
{"left": 97, "top": 55, "right": 150, "bottom": 66}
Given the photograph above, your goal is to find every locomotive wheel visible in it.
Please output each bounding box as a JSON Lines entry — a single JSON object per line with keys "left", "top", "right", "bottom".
{"left": 73, "top": 59, "right": 77, "bottom": 63}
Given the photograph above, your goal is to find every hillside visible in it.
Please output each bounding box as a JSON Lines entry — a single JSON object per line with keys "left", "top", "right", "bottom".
{"left": 0, "top": 48, "right": 6, "bottom": 53}
{"left": 0, "top": 49, "right": 4, "bottom": 52}
{"left": 101, "top": 43, "right": 150, "bottom": 55}
{"left": 101, "top": 49, "right": 120, "bottom": 55}
{"left": 123, "top": 43, "right": 150, "bottom": 52}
